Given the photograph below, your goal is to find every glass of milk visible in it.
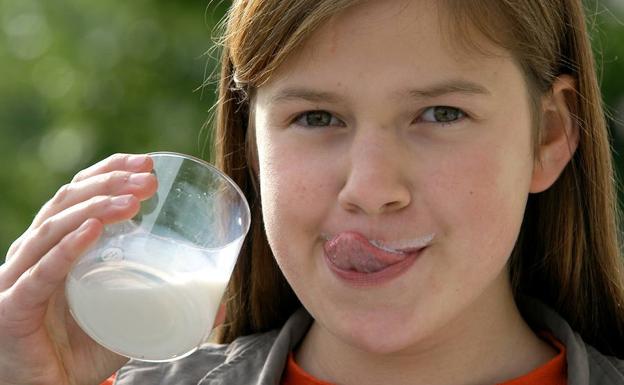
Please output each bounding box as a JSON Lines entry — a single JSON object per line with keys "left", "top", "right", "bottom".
{"left": 65, "top": 152, "right": 250, "bottom": 362}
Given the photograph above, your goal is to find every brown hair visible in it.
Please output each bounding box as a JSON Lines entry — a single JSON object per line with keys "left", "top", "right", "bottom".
{"left": 210, "top": 0, "right": 624, "bottom": 357}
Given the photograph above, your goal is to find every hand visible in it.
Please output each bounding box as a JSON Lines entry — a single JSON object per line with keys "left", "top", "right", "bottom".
{"left": 0, "top": 153, "right": 158, "bottom": 385}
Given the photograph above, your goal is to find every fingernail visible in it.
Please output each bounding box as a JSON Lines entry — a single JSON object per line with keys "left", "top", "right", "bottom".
{"left": 128, "top": 173, "right": 153, "bottom": 186}
{"left": 111, "top": 195, "right": 134, "bottom": 207}
{"left": 127, "top": 155, "right": 148, "bottom": 168}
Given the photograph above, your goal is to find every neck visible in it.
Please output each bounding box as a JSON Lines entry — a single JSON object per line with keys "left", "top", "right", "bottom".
{"left": 294, "top": 278, "right": 556, "bottom": 385}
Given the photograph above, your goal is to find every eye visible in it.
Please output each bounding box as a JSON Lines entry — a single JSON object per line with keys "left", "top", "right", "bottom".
{"left": 293, "top": 110, "right": 344, "bottom": 128}
{"left": 420, "top": 106, "right": 466, "bottom": 124}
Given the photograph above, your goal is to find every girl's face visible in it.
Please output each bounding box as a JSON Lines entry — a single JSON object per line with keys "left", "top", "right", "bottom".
{"left": 254, "top": 0, "right": 537, "bottom": 353}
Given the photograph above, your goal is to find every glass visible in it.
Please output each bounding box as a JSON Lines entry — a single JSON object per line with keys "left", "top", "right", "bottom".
{"left": 65, "top": 152, "right": 250, "bottom": 362}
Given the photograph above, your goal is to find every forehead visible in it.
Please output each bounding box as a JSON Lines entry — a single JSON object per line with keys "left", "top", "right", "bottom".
{"left": 257, "top": 0, "right": 521, "bottom": 102}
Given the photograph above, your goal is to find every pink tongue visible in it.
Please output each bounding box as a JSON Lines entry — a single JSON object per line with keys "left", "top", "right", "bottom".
{"left": 324, "top": 232, "right": 408, "bottom": 273}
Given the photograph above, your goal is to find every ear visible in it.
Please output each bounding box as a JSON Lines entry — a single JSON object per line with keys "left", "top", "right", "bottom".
{"left": 530, "top": 75, "right": 580, "bottom": 193}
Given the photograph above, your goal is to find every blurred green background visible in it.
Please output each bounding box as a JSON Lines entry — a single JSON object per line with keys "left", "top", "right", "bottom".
{"left": 1, "top": 0, "right": 623, "bottom": 261}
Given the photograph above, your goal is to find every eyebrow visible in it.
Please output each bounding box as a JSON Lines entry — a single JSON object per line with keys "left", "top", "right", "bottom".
{"left": 268, "top": 79, "right": 491, "bottom": 105}
{"left": 405, "top": 80, "right": 490, "bottom": 99}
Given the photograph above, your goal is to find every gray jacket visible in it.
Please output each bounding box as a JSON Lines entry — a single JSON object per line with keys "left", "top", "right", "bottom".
{"left": 115, "top": 299, "right": 624, "bottom": 385}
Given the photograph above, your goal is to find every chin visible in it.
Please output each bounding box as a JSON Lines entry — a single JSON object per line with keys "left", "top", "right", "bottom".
{"left": 342, "top": 326, "right": 421, "bottom": 355}
{"left": 328, "top": 310, "right": 431, "bottom": 355}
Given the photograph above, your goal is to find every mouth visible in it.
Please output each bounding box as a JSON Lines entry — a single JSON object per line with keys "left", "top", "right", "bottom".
{"left": 322, "top": 231, "right": 434, "bottom": 286}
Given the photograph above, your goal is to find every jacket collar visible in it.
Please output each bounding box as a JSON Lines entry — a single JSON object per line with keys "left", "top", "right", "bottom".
{"left": 199, "top": 308, "right": 312, "bottom": 385}
{"left": 203, "top": 299, "right": 624, "bottom": 385}
{"left": 518, "top": 297, "right": 624, "bottom": 385}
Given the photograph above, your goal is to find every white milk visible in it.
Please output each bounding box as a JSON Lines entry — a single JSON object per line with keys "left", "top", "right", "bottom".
{"left": 66, "top": 228, "right": 238, "bottom": 361}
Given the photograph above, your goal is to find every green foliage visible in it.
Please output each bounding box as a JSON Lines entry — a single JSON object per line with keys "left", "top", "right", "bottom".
{"left": 0, "top": 0, "right": 229, "bottom": 257}
{"left": 594, "top": 5, "right": 624, "bottom": 202}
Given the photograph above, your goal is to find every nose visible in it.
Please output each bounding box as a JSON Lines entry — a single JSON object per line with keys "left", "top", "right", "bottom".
{"left": 338, "top": 131, "right": 411, "bottom": 215}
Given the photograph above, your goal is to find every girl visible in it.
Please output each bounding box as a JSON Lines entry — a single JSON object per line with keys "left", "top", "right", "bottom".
{"left": 1, "top": 0, "right": 623, "bottom": 384}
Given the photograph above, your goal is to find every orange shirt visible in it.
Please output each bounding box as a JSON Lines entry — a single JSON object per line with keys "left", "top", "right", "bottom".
{"left": 100, "top": 334, "right": 566, "bottom": 385}
{"left": 100, "top": 373, "right": 115, "bottom": 385}
{"left": 281, "top": 334, "right": 567, "bottom": 385}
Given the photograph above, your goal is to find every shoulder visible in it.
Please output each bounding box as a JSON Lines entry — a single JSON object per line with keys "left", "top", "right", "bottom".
{"left": 114, "top": 308, "right": 312, "bottom": 385}
{"left": 518, "top": 296, "right": 624, "bottom": 385}
{"left": 586, "top": 345, "right": 624, "bottom": 385}
{"left": 114, "top": 330, "right": 279, "bottom": 385}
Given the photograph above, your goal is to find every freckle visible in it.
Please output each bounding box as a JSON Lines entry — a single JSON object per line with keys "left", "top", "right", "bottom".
{"left": 469, "top": 190, "right": 474, "bottom": 195}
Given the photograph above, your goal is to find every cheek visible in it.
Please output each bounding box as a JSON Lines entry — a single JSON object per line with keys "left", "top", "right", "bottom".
{"left": 425, "top": 136, "right": 533, "bottom": 263}
{"left": 256, "top": 135, "right": 332, "bottom": 266}
{"left": 260, "top": 153, "right": 327, "bottom": 223}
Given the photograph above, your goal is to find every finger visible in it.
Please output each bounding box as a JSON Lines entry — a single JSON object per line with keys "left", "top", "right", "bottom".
{"left": 0, "top": 195, "right": 139, "bottom": 291}
{"left": 5, "top": 233, "right": 26, "bottom": 262}
{"left": 31, "top": 171, "right": 157, "bottom": 229}
{"left": 6, "top": 170, "right": 155, "bottom": 263}
{"left": 72, "top": 153, "right": 153, "bottom": 183}
{"left": 1, "top": 219, "right": 102, "bottom": 335}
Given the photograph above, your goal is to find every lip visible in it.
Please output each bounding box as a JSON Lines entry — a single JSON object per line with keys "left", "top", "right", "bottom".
{"left": 321, "top": 232, "right": 434, "bottom": 253}
{"left": 369, "top": 234, "right": 435, "bottom": 254}
{"left": 324, "top": 246, "right": 426, "bottom": 287}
